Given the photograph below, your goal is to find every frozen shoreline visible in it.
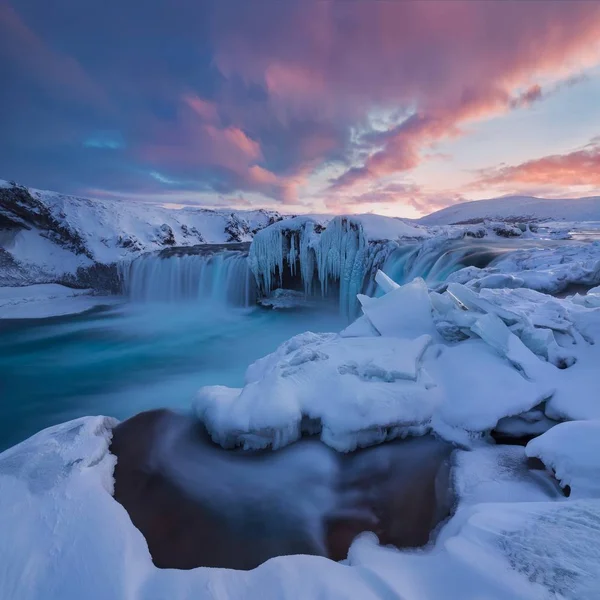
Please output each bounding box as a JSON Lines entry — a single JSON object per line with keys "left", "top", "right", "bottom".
{"left": 0, "top": 283, "right": 120, "bottom": 319}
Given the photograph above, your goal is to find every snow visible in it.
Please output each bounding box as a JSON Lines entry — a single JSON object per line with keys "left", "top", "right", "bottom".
{"left": 3, "top": 415, "right": 600, "bottom": 600}
{"left": 0, "top": 284, "right": 119, "bottom": 319}
{"left": 4, "top": 228, "right": 93, "bottom": 276}
{"left": 526, "top": 421, "right": 600, "bottom": 498}
{"left": 346, "top": 213, "right": 429, "bottom": 241}
{"left": 29, "top": 185, "right": 281, "bottom": 264}
{"left": 420, "top": 194, "right": 600, "bottom": 225}
{"left": 195, "top": 334, "right": 437, "bottom": 452}
{"left": 447, "top": 242, "right": 600, "bottom": 295}
{"left": 453, "top": 445, "right": 562, "bottom": 505}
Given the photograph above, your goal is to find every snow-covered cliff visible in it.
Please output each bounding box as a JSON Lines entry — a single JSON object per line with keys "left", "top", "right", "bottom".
{"left": 0, "top": 180, "right": 283, "bottom": 290}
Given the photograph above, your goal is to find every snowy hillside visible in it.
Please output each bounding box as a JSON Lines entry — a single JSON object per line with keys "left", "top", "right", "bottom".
{"left": 420, "top": 195, "right": 600, "bottom": 226}
{"left": 0, "top": 180, "right": 284, "bottom": 289}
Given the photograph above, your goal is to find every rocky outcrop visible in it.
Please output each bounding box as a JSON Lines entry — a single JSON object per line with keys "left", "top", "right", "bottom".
{"left": 0, "top": 183, "right": 90, "bottom": 256}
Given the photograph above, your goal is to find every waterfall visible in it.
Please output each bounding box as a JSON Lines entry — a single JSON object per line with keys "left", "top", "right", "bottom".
{"left": 119, "top": 250, "right": 256, "bottom": 307}
{"left": 249, "top": 216, "right": 380, "bottom": 318}
{"left": 381, "top": 238, "right": 507, "bottom": 288}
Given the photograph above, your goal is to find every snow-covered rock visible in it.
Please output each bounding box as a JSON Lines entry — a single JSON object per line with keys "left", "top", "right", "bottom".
{"left": 526, "top": 421, "right": 600, "bottom": 498}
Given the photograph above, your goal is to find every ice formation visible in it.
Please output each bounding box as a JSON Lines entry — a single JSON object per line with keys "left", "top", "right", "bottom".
{"left": 249, "top": 216, "right": 398, "bottom": 318}
{"left": 447, "top": 241, "right": 600, "bottom": 294}
{"left": 195, "top": 267, "right": 600, "bottom": 451}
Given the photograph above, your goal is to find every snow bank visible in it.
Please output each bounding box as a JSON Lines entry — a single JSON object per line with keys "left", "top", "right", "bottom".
{"left": 0, "top": 284, "right": 119, "bottom": 319}
{"left": 526, "top": 421, "right": 600, "bottom": 498}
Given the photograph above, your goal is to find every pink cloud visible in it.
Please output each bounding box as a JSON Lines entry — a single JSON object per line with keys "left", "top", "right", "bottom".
{"left": 212, "top": 1, "right": 600, "bottom": 201}
{"left": 475, "top": 140, "right": 600, "bottom": 188}
{"left": 182, "top": 95, "right": 220, "bottom": 124}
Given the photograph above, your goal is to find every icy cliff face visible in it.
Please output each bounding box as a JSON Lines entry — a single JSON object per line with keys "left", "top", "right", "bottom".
{"left": 249, "top": 216, "right": 400, "bottom": 318}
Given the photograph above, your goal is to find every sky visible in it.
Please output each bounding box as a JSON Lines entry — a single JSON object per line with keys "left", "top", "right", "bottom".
{"left": 2, "top": 0, "right": 600, "bottom": 218}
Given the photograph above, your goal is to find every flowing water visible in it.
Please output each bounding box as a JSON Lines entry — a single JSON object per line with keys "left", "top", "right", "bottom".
{"left": 0, "top": 296, "right": 344, "bottom": 452}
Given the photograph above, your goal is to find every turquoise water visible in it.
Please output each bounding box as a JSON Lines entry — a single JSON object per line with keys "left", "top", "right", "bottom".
{"left": 0, "top": 302, "right": 345, "bottom": 451}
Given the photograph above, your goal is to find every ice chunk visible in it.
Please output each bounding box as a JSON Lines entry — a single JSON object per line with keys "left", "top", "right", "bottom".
{"left": 470, "top": 313, "right": 549, "bottom": 380}
{"left": 360, "top": 277, "right": 437, "bottom": 338}
{"left": 195, "top": 335, "right": 439, "bottom": 452}
{"left": 473, "top": 273, "right": 525, "bottom": 290}
{"left": 374, "top": 269, "right": 400, "bottom": 293}
{"left": 428, "top": 339, "right": 554, "bottom": 436}
{"left": 340, "top": 314, "right": 380, "bottom": 338}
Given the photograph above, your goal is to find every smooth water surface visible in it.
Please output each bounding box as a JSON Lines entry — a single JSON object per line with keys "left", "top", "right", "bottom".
{"left": 0, "top": 302, "right": 345, "bottom": 451}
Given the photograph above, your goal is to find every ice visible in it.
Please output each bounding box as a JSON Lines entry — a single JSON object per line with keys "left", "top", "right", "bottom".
{"left": 360, "top": 277, "right": 438, "bottom": 338}
{"left": 420, "top": 194, "right": 600, "bottom": 225}
{"left": 427, "top": 340, "right": 553, "bottom": 437}
{"left": 194, "top": 266, "right": 600, "bottom": 451}
{"left": 195, "top": 335, "right": 438, "bottom": 452}
{"left": 374, "top": 269, "right": 400, "bottom": 293}
{"left": 453, "top": 445, "right": 562, "bottom": 505}
{"left": 249, "top": 216, "right": 373, "bottom": 317}
{"left": 447, "top": 242, "right": 600, "bottom": 295}
{"left": 526, "top": 421, "right": 600, "bottom": 498}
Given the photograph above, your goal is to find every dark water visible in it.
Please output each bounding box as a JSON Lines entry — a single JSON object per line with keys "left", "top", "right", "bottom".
{"left": 0, "top": 302, "right": 345, "bottom": 451}
{"left": 112, "top": 410, "right": 453, "bottom": 570}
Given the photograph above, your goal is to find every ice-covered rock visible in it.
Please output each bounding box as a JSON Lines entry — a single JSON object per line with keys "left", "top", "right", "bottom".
{"left": 195, "top": 334, "right": 438, "bottom": 452}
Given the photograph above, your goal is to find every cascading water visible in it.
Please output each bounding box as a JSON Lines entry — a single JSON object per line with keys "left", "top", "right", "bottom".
{"left": 381, "top": 238, "right": 509, "bottom": 288}
{"left": 119, "top": 250, "right": 256, "bottom": 307}
{"left": 249, "top": 216, "right": 391, "bottom": 318}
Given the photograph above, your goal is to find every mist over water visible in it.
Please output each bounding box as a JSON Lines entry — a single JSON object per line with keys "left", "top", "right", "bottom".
{"left": 0, "top": 301, "right": 345, "bottom": 451}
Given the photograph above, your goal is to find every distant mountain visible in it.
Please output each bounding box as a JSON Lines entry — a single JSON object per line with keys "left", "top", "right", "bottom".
{"left": 419, "top": 195, "right": 600, "bottom": 226}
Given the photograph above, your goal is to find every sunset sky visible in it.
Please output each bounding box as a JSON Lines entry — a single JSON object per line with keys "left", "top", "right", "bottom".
{"left": 2, "top": 0, "right": 600, "bottom": 217}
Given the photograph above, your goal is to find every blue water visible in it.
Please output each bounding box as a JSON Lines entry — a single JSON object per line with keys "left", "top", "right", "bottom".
{"left": 0, "top": 302, "right": 345, "bottom": 451}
